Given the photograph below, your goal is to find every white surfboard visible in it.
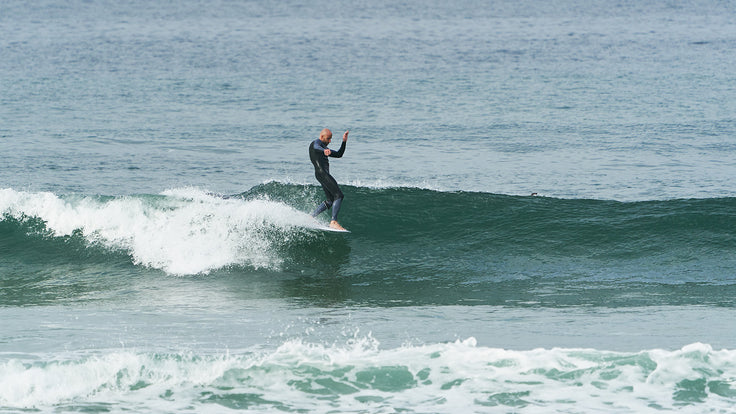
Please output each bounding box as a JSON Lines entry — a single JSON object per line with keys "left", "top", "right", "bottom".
{"left": 317, "top": 226, "right": 350, "bottom": 233}
{"left": 308, "top": 223, "right": 350, "bottom": 233}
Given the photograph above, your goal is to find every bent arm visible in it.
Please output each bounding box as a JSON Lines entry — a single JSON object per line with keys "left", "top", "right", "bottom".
{"left": 329, "top": 140, "right": 346, "bottom": 158}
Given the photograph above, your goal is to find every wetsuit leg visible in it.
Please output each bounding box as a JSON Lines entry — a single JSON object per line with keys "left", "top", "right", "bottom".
{"left": 318, "top": 174, "right": 343, "bottom": 201}
{"left": 314, "top": 172, "right": 344, "bottom": 219}
{"left": 311, "top": 201, "right": 329, "bottom": 217}
{"left": 330, "top": 197, "right": 343, "bottom": 221}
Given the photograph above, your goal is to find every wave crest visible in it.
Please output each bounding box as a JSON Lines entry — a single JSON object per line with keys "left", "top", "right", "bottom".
{"left": 0, "top": 187, "right": 321, "bottom": 275}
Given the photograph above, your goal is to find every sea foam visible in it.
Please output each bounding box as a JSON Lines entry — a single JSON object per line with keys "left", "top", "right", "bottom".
{"left": 0, "top": 187, "right": 316, "bottom": 275}
{"left": 1, "top": 339, "right": 735, "bottom": 413}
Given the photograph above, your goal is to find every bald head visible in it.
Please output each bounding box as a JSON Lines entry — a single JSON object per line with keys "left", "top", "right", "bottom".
{"left": 319, "top": 128, "right": 333, "bottom": 143}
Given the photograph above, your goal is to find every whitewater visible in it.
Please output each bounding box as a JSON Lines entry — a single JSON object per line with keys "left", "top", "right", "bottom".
{"left": 0, "top": 187, "right": 317, "bottom": 275}
{"left": 3, "top": 338, "right": 736, "bottom": 413}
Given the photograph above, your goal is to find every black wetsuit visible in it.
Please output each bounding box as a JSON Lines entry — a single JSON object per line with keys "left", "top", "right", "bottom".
{"left": 309, "top": 138, "right": 346, "bottom": 220}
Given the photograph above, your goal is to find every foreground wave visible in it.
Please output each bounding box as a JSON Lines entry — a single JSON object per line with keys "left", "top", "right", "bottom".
{"left": 1, "top": 338, "right": 735, "bottom": 413}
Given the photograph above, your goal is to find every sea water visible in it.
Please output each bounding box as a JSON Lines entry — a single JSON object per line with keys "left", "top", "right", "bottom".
{"left": 2, "top": 0, "right": 736, "bottom": 412}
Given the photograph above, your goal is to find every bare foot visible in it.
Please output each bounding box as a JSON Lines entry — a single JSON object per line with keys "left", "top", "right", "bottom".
{"left": 329, "top": 220, "right": 346, "bottom": 231}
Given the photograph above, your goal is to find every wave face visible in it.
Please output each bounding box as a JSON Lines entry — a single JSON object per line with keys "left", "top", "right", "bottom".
{"left": 2, "top": 184, "right": 736, "bottom": 307}
{"left": 1, "top": 339, "right": 735, "bottom": 413}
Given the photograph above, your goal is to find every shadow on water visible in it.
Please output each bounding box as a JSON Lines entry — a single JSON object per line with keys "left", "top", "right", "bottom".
{"left": 277, "top": 230, "right": 352, "bottom": 277}
{"left": 211, "top": 244, "right": 736, "bottom": 309}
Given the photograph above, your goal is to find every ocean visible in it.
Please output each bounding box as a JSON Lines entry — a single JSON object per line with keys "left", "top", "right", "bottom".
{"left": 2, "top": 0, "right": 736, "bottom": 412}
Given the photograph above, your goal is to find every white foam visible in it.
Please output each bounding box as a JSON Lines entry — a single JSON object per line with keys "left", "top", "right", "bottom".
{"left": 0, "top": 187, "right": 316, "bottom": 275}
{"left": 2, "top": 340, "right": 736, "bottom": 413}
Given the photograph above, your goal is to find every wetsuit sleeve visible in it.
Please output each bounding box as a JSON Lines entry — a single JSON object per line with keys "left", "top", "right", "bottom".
{"left": 329, "top": 140, "right": 346, "bottom": 158}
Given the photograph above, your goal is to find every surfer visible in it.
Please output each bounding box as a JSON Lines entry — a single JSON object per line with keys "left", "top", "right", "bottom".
{"left": 309, "top": 128, "right": 349, "bottom": 230}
